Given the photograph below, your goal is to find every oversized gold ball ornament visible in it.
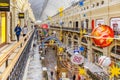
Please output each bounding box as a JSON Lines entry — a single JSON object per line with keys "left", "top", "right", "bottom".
{"left": 91, "top": 25, "right": 114, "bottom": 47}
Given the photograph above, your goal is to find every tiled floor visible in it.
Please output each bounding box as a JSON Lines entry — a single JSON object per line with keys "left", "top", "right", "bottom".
{"left": 23, "top": 38, "right": 43, "bottom": 80}
{"left": 44, "top": 47, "right": 57, "bottom": 80}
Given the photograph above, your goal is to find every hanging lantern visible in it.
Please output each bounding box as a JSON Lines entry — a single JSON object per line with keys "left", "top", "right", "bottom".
{"left": 58, "top": 7, "right": 64, "bottom": 17}
{"left": 98, "top": 56, "right": 111, "bottom": 67}
{"left": 91, "top": 25, "right": 114, "bottom": 47}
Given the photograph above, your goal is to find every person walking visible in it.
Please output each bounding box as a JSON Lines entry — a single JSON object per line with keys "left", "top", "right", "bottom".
{"left": 22, "top": 24, "right": 28, "bottom": 37}
{"left": 50, "top": 71, "right": 54, "bottom": 80}
{"left": 14, "top": 24, "right": 22, "bottom": 42}
{"left": 73, "top": 74, "right": 76, "bottom": 80}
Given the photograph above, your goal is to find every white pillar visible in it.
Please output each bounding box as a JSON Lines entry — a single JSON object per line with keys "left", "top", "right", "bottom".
{"left": 6, "top": 12, "right": 11, "bottom": 43}
{"left": 11, "top": 7, "right": 17, "bottom": 40}
{"left": 103, "top": 47, "right": 108, "bottom": 56}
{"left": 20, "top": 19, "right": 24, "bottom": 27}
{"left": 87, "top": 38, "right": 93, "bottom": 62}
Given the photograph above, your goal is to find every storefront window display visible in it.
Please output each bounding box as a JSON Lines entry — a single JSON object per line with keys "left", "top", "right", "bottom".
{"left": 81, "top": 37, "right": 87, "bottom": 43}
{"left": 68, "top": 34, "right": 72, "bottom": 47}
{"left": 74, "top": 35, "right": 78, "bottom": 47}
{"left": 111, "top": 56, "right": 120, "bottom": 67}
{"left": 110, "top": 56, "right": 120, "bottom": 79}
{"left": 111, "top": 45, "right": 120, "bottom": 55}
{"left": 81, "top": 45, "right": 87, "bottom": 58}
{"left": 110, "top": 18, "right": 120, "bottom": 35}
{"left": 92, "top": 49, "right": 103, "bottom": 63}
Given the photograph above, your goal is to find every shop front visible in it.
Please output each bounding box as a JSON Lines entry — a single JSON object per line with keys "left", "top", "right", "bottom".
{"left": 111, "top": 45, "right": 120, "bottom": 70}
{"left": 81, "top": 45, "right": 87, "bottom": 58}
{"left": 92, "top": 49, "right": 103, "bottom": 64}
{"left": 0, "top": 12, "right": 7, "bottom": 46}
{"left": 68, "top": 34, "right": 72, "bottom": 47}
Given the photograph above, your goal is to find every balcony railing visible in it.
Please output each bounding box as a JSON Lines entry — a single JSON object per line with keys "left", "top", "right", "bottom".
{"left": 0, "top": 30, "right": 34, "bottom": 80}
{"left": 50, "top": 26, "right": 120, "bottom": 38}
{"left": 50, "top": 26, "right": 81, "bottom": 33}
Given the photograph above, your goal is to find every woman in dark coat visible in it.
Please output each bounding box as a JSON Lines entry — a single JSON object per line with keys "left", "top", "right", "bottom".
{"left": 14, "top": 24, "right": 22, "bottom": 42}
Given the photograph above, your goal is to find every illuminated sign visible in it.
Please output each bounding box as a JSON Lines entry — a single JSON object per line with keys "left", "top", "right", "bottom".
{"left": 0, "top": 0, "right": 10, "bottom": 11}
{"left": 18, "top": 13, "right": 24, "bottom": 19}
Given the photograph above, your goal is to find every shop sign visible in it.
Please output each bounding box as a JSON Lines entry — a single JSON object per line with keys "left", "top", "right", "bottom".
{"left": 71, "top": 54, "right": 84, "bottom": 65}
{"left": 0, "top": 0, "right": 10, "bottom": 11}
{"left": 18, "top": 13, "right": 24, "bottom": 19}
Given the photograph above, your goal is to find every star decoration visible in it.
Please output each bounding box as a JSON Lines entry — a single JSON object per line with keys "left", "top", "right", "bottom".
{"left": 79, "top": 68, "right": 86, "bottom": 75}
{"left": 49, "top": 40, "right": 54, "bottom": 45}
{"left": 80, "top": 29, "right": 83, "bottom": 35}
{"left": 82, "top": 29, "right": 86, "bottom": 34}
{"left": 109, "top": 65, "right": 120, "bottom": 79}
{"left": 58, "top": 47, "right": 64, "bottom": 53}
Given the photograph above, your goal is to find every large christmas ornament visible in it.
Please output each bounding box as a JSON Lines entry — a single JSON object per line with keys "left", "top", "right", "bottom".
{"left": 41, "top": 24, "right": 48, "bottom": 29}
{"left": 91, "top": 25, "right": 114, "bottom": 47}
{"left": 98, "top": 56, "right": 111, "bottom": 67}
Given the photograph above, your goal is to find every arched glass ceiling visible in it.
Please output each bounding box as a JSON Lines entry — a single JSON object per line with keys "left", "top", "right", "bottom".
{"left": 29, "top": 0, "right": 80, "bottom": 21}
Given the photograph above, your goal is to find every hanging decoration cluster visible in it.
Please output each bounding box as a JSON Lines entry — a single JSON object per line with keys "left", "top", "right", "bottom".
{"left": 49, "top": 40, "right": 54, "bottom": 45}
{"left": 58, "top": 7, "right": 64, "bottom": 17}
{"left": 80, "top": 29, "right": 87, "bottom": 35}
{"left": 41, "top": 24, "right": 49, "bottom": 36}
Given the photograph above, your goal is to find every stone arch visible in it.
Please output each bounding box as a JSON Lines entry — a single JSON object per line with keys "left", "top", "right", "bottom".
{"left": 109, "top": 40, "right": 120, "bottom": 55}
{"left": 81, "top": 36, "right": 88, "bottom": 43}
{"left": 73, "top": 34, "right": 79, "bottom": 46}
{"left": 67, "top": 33, "right": 73, "bottom": 47}
{"left": 110, "top": 45, "right": 120, "bottom": 55}
{"left": 73, "top": 34, "right": 79, "bottom": 40}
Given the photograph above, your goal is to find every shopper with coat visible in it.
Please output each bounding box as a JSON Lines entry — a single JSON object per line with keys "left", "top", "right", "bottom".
{"left": 14, "top": 24, "right": 22, "bottom": 42}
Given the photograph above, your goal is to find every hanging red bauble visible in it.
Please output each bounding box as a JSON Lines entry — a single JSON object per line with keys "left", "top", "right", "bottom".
{"left": 41, "top": 24, "right": 48, "bottom": 29}
{"left": 91, "top": 25, "right": 114, "bottom": 47}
